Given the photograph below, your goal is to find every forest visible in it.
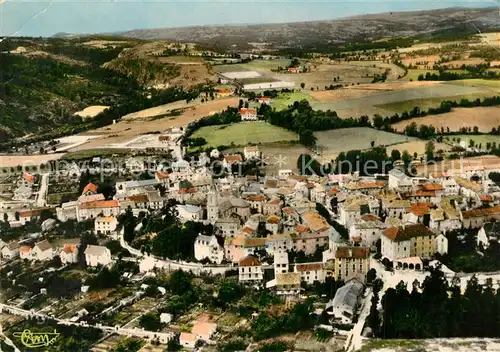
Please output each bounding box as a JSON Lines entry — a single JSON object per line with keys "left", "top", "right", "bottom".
{"left": 368, "top": 267, "right": 500, "bottom": 339}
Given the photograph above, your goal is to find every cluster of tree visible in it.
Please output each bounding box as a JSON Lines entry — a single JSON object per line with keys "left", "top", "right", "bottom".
{"left": 371, "top": 70, "right": 389, "bottom": 83}
{"left": 334, "top": 147, "right": 392, "bottom": 176}
{"left": 122, "top": 200, "right": 214, "bottom": 261}
{"left": 373, "top": 267, "right": 500, "bottom": 338}
{"left": 263, "top": 100, "right": 371, "bottom": 147}
{"left": 436, "top": 228, "right": 500, "bottom": 273}
{"left": 244, "top": 88, "right": 291, "bottom": 100}
{"left": 418, "top": 67, "right": 499, "bottom": 81}
{"left": 251, "top": 299, "right": 315, "bottom": 340}
{"left": 297, "top": 154, "right": 332, "bottom": 175}
{"left": 324, "top": 84, "right": 343, "bottom": 90}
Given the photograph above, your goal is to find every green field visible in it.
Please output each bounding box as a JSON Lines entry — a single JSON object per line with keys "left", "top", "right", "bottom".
{"left": 190, "top": 121, "right": 299, "bottom": 148}
{"left": 447, "top": 79, "right": 500, "bottom": 92}
{"left": 314, "top": 127, "right": 416, "bottom": 154}
{"left": 402, "top": 69, "right": 439, "bottom": 81}
{"left": 272, "top": 92, "right": 313, "bottom": 110}
{"left": 374, "top": 92, "right": 494, "bottom": 112}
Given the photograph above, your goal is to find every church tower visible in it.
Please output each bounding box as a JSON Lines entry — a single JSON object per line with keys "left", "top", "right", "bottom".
{"left": 207, "top": 186, "right": 219, "bottom": 223}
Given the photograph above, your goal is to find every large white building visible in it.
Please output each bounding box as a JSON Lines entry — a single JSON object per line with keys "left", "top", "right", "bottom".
{"left": 176, "top": 204, "right": 203, "bottom": 222}
{"left": 238, "top": 255, "right": 263, "bottom": 284}
{"left": 194, "top": 235, "right": 224, "bottom": 264}
{"left": 95, "top": 216, "right": 118, "bottom": 235}
{"left": 84, "top": 245, "right": 112, "bottom": 267}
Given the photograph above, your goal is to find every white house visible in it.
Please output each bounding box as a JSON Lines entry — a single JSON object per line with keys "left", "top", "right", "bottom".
{"left": 210, "top": 149, "right": 220, "bottom": 159}
{"left": 30, "top": 240, "right": 54, "bottom": 261}
{"left": 243, "top": 146, "right": 260, "bottom": 160}
{"left": 240, "top": 108, "right": 257, "bottom": 121}
{"left": 160, "top": 313, "right": 173, "bottom": 324}
{"left": 388, "top": 168, "right": 410, "bottom": 190}
{"left": 77, "top": 200, "right": 120, "bottom": 221}
{"left": 349, "top": 219, "right": 386, "bottom": 247}
{"left": 179, "top": 332, "right": 198, "bottom": 349}
{"left": 477, "top": 222, "right": 500, "bottom": 249}
{"left": 274, "top": 251, "right": 289, "bottom": 275}
{"left": 325, "top": 279, "right": 364, "bottom": 324}
{"left": 84, "top": 245, "right": 112, "bottom": 267}
{"left": 176, "top": 204, "right": 203, "bottom": 222}
{"left": 295, "top": 263, "right": 325, "bottom": 285}
{"left": 238, "top": 255, "right": 263, "bottom": 284}
{"left": 95, "top": 216, "right": 118, "bottom": 235}
{"left": 194, "top": 235, "right": 224, "bottom": 264}
{"left": 381, "top": 227, "right": 411, "bottom": 261}
{"left": 60, "top": 244, "right": 79, "bottom": 264}
{"left": 1, "top": 242, "right": 20, "bottom": 260}
{"left": 436, "top": 233, "right": 449, "bottom": 255}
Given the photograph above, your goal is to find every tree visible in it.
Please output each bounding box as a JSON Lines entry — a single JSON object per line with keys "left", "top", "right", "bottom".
{"left": 425, "top": 141, "right": 435, "bottom": 162}
{"left": 3, "top": 213, "right": 7, "bottom": 223}
{"left": 367, "top": 268, "right": 377, "bottom": 284}
{"left": 402, "top": 150, "right": 411, "bottom": 169}
{"left": 168, "top": 270, "right": 193, "bottom": 296}
{"left": 370, "top": 140, "right": 375, "bottom": 148}
{"left": 139, "top": 312, "right": 163, "bottom": 332}
{"left": 166, "top": 337, "right": 182, "bottom": 351}
{"left": 391, "top": 149, "right": 401, "bottom": 161}
{"left": 300, "top": 82, "right": 305, "bottom": 89}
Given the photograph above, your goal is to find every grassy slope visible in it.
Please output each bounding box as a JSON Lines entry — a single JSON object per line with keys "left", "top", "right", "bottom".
{"left": 190, "top": 121, "right": 299, "bottom": 148}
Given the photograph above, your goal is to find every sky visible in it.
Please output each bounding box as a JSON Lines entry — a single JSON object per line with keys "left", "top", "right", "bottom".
{"left": 0, "top": 0, "right": 497, "bottom": 37}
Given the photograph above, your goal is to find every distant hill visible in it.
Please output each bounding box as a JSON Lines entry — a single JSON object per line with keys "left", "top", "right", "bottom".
{"left": 119, "top": 7, "right": 500, "bottom": 50}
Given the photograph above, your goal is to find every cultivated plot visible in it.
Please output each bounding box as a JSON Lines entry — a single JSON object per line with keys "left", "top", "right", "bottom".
{"left": 314, "top": 127, "right": 416, "bottom": 155}
{"left": 391, "top": 107, "right": 500, "bottom": 133}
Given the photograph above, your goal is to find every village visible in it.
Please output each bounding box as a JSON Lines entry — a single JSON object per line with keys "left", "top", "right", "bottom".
{"left": 1, "top": 109, "right": 500, "bottom": 351}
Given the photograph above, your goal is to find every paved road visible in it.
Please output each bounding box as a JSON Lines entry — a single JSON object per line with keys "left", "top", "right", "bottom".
{"left": 36, "top": 173, "right": 49, "bottom": 207}
{"left": 345, "top": 288, "right": 372, "bottom": 352}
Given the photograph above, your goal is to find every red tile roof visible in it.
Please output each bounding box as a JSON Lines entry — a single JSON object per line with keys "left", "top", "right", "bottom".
{"left": 412, "top": 191, "right": 436, "bottom": 197}
{"left": 480, "top": 195, "right": 494, "bottom": 202}
{"left": 267, "top": 216, "right": 280, "bottom": 224}
{"left": 239, "top": 108, "right": 257, "bottom": 115}
{"left": 82, "top": 183, "right": 98, "bottom": 195}
{"left": 128, "top": 194, "right": 148, "bottom": 203}
{"left": 383, "top": 224, "right": 435, "bottom": 242}
{"left": 411, "top": 203, "right": 434, "bottom": 216}
{"left": 79, "top": 200, "right": 119, "bottom": 209}
{"left": 335, "top": 247, "right": 370, "bottom": 259}
{"left": 421, "top": 184, "right": 444, "bottom": 191}
{"left": 239, "top": 255, "right": 261, "bottom": 267}
{"left": 296, "top": 263, "right": 324, "bottom": 271}
{"left": 224, "top": 154, "right": 243, "bottom": 163}
{"left": 361, "top": 214, "right": 378, "bottom": 222}
{"left": 178, "top": 187, "right": 197, "bottom": 194}
{"left": 295, "top": 225, "right": 309, "bottom": 233}
{"left": 462, "top": 205, "right": 500, "bottom": 219}
{"left": 155, "top": 171, "right": 169, "bottom": 180}
{"left": 23, "top": 172, "right": 35, "bottom": 183}
{"left": 247, "top": 195, "right": 265, "bottom": 202}
{"left": 63, "top": 244, "right": 78, "bottom": 254}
